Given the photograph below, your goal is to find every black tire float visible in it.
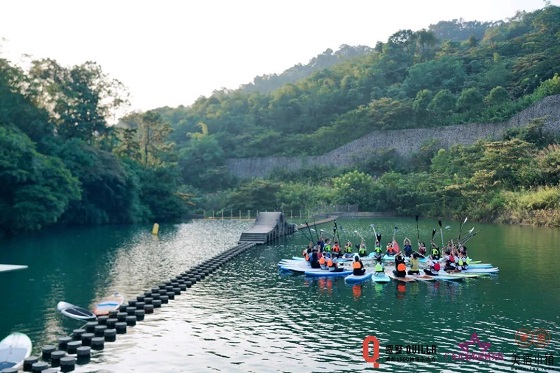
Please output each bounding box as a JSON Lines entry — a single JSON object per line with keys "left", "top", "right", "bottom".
{"left": 94, "top": 325, "right": 107, "bottom": 338}
{"left": 80, "top": 333, "right": 94, "bottom": 346}
{"left": 37, "top": 244, "right": 253, "bottom": 373}
{"left": 135, "top": 309, "right": 145, "bottom": 321}
{"left": 71, "top": 329, "right": 84, "bottom": 341}
{"left": 23, "top": 356, "right": 38, "bottom": 371}
{"left": 50, "top": 350, "right": 65, "bottom": 367}
{"left": 57, "top": 337, "right": 72, "bottom": 351}
{"left": 66, "top": 341, "right": 81, "bottom": 354}
{"left": 31, "top": 361, "right": 49, "bottom": 372}
{"left": 91, "top": 337, "right": 104, "bottom": 351}
{"left": 41, "top": 345, "right": 55, "bottom": 360}
{"left": 59, "top": 356, "right": 75, "bottom": 372}
{"left": 104, "top": 329, "right": 116, "bottom": 342}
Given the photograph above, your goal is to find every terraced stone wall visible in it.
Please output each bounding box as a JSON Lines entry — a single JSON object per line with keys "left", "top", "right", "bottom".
{"left": 226, "top": 95, "right": 560, "bottom": 179}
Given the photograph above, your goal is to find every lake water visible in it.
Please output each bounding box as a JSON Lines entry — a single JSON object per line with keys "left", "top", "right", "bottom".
{"left": 0, "top": 217, "right": 558, "bottom": 372}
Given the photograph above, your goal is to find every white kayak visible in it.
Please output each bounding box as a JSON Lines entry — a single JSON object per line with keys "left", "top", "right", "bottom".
{"left": 0, "top": 332, "right": 32, "bottom": 370}
{"left": 279, "top": 259, "right": 309, "bottom": 266}
{"left": 279, "top": 264, "right": 309, "bottom": 273}
{"left": 450, "top": 267, "right": 499, "bottom": 274}
{"left": 0, "top": 264, "right": 28, "bottom": 273}
{"left": 57, "top": 301, "right": 96, "bottom": 321}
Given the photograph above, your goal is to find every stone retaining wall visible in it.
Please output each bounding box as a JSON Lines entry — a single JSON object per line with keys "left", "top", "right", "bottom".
{"left": 226, "top": 95, "right": 560, "bottom": 179}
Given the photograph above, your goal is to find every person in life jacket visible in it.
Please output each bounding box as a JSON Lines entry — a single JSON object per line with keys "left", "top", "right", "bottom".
{"left": 393, "top": 253, "right": 407, "bottom": 277}
{"left": 344, "top": 241, "right": 353, "bottom": 254}
{"left": 310, "top": 247, "right": 321, "bottom": 269}
{"left": 327, "top": 256, "right": 344, "bottom": 272}
{"left": 408, "top": 253, "right": 421, "bottom": 275}
{"left": 323, "top": 238, "right": 332, "bottom": 253}
{"left": 352, "top": 255, "right": 366, "bottom": 275}
{"left": 358, "top": 242, "right": 367, "bottom": 257}
{"left": 373, "top": 240, "right": 382, "bottom": 254}
{"left": 403, "top": 238, "right": 413, "bottom": 257}
{"left": 456, "top": 252, "right": 468, "bottom": 271}
{"left": 424, "top": 258, "right": 440, "bottom": 276}
{"left": 317, "top": 239, "right": 325, "bottom": 252}
{"left": 374, "top": 256, "right": 384, "bottom": 273}
{"left": 332, "top": 241, "right": 341, "bottom": 258}
{"left": 443, "top": 250, "right": 457, "bottom": 272}
{"left": 430, "top": 242, "right": 440, "bottom": 260}
{"left": 386, "top": 242, "right": 396, "bottom": 256}
{"left": 302, "top": 241, "right": 313, "bottom": 258}
{"left": 318, "top": 255, "right": 327, "bottom": 269}
{"left": 417, "top": 242, "right": 427, "bottom": 257}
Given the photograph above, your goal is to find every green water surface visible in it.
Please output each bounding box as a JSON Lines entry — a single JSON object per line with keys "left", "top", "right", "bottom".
{"left": 0, "top": 217, "right": 558, "bottom": 372}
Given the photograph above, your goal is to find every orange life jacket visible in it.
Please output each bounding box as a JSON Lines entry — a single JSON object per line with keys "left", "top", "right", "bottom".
{"left": 353, "top": 261, "right": 362, "bottom": 269}
{"left": 397, "top": 263, "right": 406, "bottom": 272}
{"left": 319, "top": 257, "right": 326, "bottom": 265}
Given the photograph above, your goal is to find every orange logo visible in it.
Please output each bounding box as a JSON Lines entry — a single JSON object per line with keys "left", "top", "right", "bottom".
{"left": 515, "top": 328, "right": 551, "bottom": 348}
{"left": 363, "top": 336, "right": 380, "bottom": 368}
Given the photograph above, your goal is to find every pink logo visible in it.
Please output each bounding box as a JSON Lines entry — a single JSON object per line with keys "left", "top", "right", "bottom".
{"left": 449, "top": 333, "right": 504, "bottom": 361}
{"left": 458, "top": 333, "right": 491, "bottom": 352}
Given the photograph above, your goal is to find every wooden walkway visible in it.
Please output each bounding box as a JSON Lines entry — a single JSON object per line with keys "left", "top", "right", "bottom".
{"left": 238, "top": 212, "right": 296, "bottom": 244}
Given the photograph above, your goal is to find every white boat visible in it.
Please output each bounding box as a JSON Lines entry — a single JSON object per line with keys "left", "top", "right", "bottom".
{"left": 57, "top": 301, "right": 96, "bottom": 321}
{"left": 0, "top": 264, "right": 28, "bottom": 273}
{"left": 0, "top": 332, "right": 32, "bottom": 370}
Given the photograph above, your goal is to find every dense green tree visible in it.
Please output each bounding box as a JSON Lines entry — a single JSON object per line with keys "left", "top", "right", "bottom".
{"left": 331, "top": 171, "right": 376, "bottom": 209}
{"left": 0, "top": 126, "right": 80, "bottom": 235}
{"left": 178, "top": 135, "right": 231, "bottom": 191}
{"left": 403, "top": 56, "right": 466, "bottom": 96}
{"left": 226, "top": 179, "right": 282, "bottom": 211}
{"left": 28, "top": 60, "right": 128, "bottom": 143}
{"left": 456, "top": 87, "right": 484, "bottom": 113}
{"left": 484, "top": 86, "right": 509, "bottom": 106}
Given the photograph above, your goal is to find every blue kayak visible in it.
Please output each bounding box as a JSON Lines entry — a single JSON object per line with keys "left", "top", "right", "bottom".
{"left": 304, "top": 269, "right": 352, "bottom": 278}
{"left": 345, "top": 272, "right": 373, "bottom": 284}
{"left": 372, "top": 272, "right": 390, "bottom": 283}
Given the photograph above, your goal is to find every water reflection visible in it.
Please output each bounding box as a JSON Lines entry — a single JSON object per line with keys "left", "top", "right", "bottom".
{"left": 1, "top": 218, "right": 560, "bottom": 372}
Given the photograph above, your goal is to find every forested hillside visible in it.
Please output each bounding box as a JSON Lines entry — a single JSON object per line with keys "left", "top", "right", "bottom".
{"left": 158, "top": 6, "right": 560, "bottom": 162}
{"left": 153, "top": 5, "right": 560, "bottom": 226}
{"left": 1, "top": 5, "right": 560, "bottom": 239}
{"left": 0, "top": 59, "right": 189, "bottom": 238}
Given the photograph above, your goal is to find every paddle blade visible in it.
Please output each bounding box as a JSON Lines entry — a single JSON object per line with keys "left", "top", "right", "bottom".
{"left": 438, "top": 219, "right": 442, "bottom": 228}
{"left": 392, "top": 240, "right": 400, "bottom": 253}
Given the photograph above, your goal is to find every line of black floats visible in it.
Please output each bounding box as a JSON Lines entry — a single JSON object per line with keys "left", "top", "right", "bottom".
{"left": 10, "top": 242, "right": 256, "bottom": 373}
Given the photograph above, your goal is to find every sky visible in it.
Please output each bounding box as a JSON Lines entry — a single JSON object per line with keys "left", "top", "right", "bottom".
{"left": 0, "top": 0, "right": 557, "bottom": 114}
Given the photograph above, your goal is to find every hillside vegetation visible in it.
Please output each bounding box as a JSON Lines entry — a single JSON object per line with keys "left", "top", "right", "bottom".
{"left": 1, "top": 6, "right": 560, "bottom": 238}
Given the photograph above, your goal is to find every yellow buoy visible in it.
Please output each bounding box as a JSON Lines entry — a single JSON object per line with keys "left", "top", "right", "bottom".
{"left": 152, "top": 223, "right": 159, "bottom": 235}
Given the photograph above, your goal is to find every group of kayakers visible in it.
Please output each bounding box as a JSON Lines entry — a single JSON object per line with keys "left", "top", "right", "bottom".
{"left": 302, "top": 242, "right": 346, "bottom": 272}
{"left": 301, "top": 230, "right": 472, "bottom": 278}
